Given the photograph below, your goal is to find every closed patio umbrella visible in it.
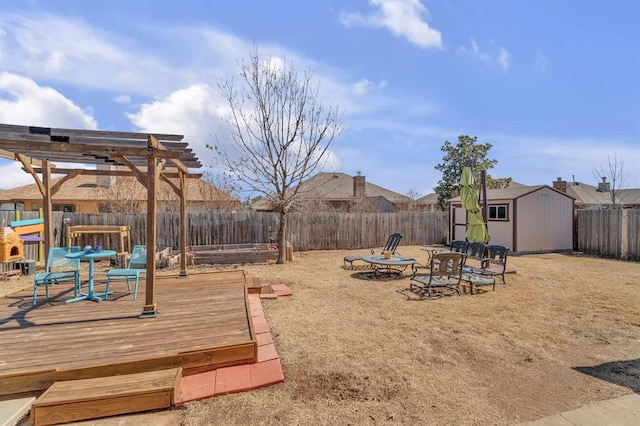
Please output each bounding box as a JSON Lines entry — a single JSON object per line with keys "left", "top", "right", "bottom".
{"left": 459, "top": 166, "right": 488, "bottom": 243}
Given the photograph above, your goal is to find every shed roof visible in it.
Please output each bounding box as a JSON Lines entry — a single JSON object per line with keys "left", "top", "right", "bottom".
{"left": 449, "top": 185, "right": 575, "bottom": 202}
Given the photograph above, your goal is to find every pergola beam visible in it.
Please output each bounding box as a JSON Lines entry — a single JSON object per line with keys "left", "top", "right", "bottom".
{"left": 29, "top": 168, "right": 202, "bottom": 179}
{"left": 0, "top": 123, "right": 184, "bottom": 141}
{"left": 0, "top": 140, "right": 185, "bottom": 160}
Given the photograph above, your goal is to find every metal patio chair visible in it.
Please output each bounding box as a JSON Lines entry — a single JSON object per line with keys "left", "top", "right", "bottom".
{"left": 104, "top": 245, "right": 147, "bottom": 300}
{"left": 343, "top": 233, "right": 403, "bottom": 268}
{"left": 33, "top": 246, "right": 82, "bottom": 305}
{"left": 410, "top": 252, "right": 465, "bottom": 298}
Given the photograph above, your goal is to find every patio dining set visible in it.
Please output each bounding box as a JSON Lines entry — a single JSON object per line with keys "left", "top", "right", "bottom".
{"left": 32, "top": 244, "right": 147, "bottom": 305}
{"left": 344, "top": 233, "right": 509, "bottom": 298}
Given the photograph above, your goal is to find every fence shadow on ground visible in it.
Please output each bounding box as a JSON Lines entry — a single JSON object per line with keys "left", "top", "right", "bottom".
{"left": 574, "top": 358, "right": 640, "bottom": 394}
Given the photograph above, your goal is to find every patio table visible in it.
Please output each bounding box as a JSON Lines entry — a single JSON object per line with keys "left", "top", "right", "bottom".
{"left": 420, "top": 246, "right": 448, "bottom": 266}
{"left": 65, "top": 250, "right": 117, "bottom": 303}
{"left": 362, "top": 254, "right": 417, "bottom": 277}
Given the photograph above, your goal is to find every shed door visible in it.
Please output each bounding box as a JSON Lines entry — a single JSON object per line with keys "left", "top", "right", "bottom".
{"left": 452, "top": 205, "right": 467, "bottom": 241}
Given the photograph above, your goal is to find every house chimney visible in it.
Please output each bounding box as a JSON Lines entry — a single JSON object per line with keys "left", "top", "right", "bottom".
{"left": 353, "top": 172, "right": 366, "bottom": 199}
{"left": 96, "top": 164, "right": 115, "bottom": 188}
{"left": 597, "top": 176, "right": 611, "bottom": 192}
{"left": 552, "top": 177, "right": 567, "bottom": 193}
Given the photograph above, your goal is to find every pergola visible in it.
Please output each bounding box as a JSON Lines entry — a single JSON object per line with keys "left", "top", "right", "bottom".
{"left": 0, "top": 123, "right": 202, "bottom": 318}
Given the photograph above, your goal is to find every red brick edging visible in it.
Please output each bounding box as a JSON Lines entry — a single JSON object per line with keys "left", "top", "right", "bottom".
{"left": 175, "top": 285, "right": 291, "bottom": 404}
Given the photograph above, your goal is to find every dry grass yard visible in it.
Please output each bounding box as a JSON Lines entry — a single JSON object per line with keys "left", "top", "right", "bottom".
{"left": 2, "top": 246, "right": 639, "bottom": 425}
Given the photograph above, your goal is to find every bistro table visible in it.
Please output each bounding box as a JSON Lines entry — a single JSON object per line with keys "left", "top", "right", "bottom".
{"left": 65, "top": 249, "right": 117, "bottom": 303}
{"left": 420, "top": 246, "right": 448, "bottom": 264}
{"left": 362, "top": 254, "right": 417, "bottom": 277}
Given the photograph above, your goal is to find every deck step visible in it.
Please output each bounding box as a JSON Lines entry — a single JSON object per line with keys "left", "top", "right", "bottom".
{"left": 31, "top": 368, "right": 182, "bottom": 426}
{"left": 246, "top": 276, "right": 263, "bottom": 294}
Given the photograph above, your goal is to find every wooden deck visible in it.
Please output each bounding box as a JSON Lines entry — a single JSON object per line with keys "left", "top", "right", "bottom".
{"left": 0, "top": 270, "right": 257, "bottom": 397}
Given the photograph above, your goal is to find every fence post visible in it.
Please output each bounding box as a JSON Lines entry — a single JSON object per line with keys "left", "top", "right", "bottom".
{"left": 621, "top": 209, "right": 628, "bottom": 260}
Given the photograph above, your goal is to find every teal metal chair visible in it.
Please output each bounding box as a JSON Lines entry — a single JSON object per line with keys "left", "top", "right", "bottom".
{"left": 33, "top": 246, "right": 82, "bottom": 305}
{"left": 105, "top": 245, "right": 146, "bottom": 300}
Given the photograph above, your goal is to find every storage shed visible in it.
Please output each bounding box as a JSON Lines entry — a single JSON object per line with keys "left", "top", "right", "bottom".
{"left": 449, "top": 185, "right": 575, "bottom": 253}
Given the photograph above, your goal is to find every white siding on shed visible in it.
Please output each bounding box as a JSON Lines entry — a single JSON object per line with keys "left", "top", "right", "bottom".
{"left": 515, "top": 188, "right": 573, "bottom": 252}
{"left": 486, "top": 200, "right": 513, "bottom": 249}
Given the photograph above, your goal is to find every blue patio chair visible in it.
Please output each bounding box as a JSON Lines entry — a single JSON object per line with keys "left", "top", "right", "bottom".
{"left": 33, "top": 246, "right": 82, "bottom": 305}
{"left": 104, "top": 245, "right": 146, "bottom": 300}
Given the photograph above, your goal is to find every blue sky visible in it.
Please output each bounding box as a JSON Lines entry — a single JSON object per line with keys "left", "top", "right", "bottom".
{"left": 1, "top": 0, "right": 638, "bottom": 197}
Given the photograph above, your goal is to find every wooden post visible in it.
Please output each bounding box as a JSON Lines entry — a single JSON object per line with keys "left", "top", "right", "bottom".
{"left": 621, "top": 208, "right": 628, "bottom": 260}
{"left": 179, "top": 170, "right": 188, "bottom": 277}
{"left": 38, "top": 208, "right": 44, "bottom": 262}
{"left": 480, "top": 169, "right": 488, "bottom": 241}
{"left": 42, "top": 161, "right": 53, "bottom": 262}
{"left": 141, "top": 136, "right": 159, "bottom": 318}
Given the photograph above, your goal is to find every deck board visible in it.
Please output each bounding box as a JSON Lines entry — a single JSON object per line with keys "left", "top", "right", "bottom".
{"left": 0, "top": 270, "right": 256, "bottom": 396}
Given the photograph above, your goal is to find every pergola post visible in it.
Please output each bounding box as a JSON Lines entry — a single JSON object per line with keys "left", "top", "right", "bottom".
{"left": 179, "top": 171, "right": 188, "bottom": 277}
{"left": 42, "top": 161, "right": 53, "bottom": 257}
{"left": 141, "top": 137, "right": 159, "bottom": 318}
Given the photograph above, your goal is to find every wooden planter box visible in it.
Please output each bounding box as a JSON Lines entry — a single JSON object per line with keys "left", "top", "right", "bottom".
{"left": 189, "top": 243, "right": 291, "bottom": 264}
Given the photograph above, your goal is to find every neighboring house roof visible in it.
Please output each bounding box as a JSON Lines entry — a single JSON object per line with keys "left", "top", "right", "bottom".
{"left": 297, "top": 172, "right": 411, "bottom": 203}
{"left": 449, "top": 185, "right": 574, "bottom": 202}
{"left": 564, "top": 182, "right": 610, "bottom": 206}
{"left": 350, "top": 196, "right": 399, "bottom": 213}
{"left": 0, "top": 173, "right": 238, "bottom": 204}
{"left": 503, "top": 180, "right": 527, "bottom": 188}
{"left": 416, "top": 192, "right": 438, "bottom": 204}
{"left": 563, "top": 181, "right": 640, "bottom": 207}
{"left": 247, "top": 172, "right": 412, "bottom": 211}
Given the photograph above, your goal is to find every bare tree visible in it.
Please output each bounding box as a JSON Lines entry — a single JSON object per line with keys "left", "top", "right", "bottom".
{"left": 198, "top": 170, "right": 243, "bottom": 212}
{"left": 404, "top": 187, "right": 423, "bottom": 211}
{"left": 592, "top": 152, "right": 630, "bottom": 208}
{"left": 96, "top": 176, "right": 143, "bottom": 214}
{"left": 214, "top": 44, "right": 343, "bottom": 263}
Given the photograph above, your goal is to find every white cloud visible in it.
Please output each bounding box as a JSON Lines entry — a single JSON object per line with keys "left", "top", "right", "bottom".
{"left": 535, "top": 51, "right": 547, "bottom": 73}
{"left": 0, "top": 72, "right": 99, "bottom": 189}
{"left": 457, "top": 38, "right": 490, "bottom": 63}
{"left": 497, "top": 48, "right": 510, "bottom": 72}
{"left": 0, "top": 13, "right": 193, "bottom": 97}
{"left": 0, "top": 10, "right": 425, "bottom": 130}
{"left": 0, "top": 161, "right": 38, "bottom": 189}
{"left": 127, "top": 83, "right": 345, "bottom": 177}
{"left": 487, "top": 133, "right": 640, "bottom": 188}
{"left": 353, "top": 78, "right": 388, "bottom": 96}
{"left": 458, "top": 39, "right": 510, "bottom": 72}
{"left": 113, "top": 94, "right": 131, "bottom": 104}
{"left": 353, "top": 79, "right": 372, "bottom": 96}
{"left": 127, "top": 84, "right": 227, "bottom": 159}
{"left": 0, "top": 72, "right": 97, "bottom": 129}
{"left": 340, "top": 0, "right": 442, "bottom": 49}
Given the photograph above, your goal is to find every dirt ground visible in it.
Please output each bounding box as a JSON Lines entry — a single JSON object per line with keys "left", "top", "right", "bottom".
{"left": 3, "top": 246, "right": 640, "bottom": 425}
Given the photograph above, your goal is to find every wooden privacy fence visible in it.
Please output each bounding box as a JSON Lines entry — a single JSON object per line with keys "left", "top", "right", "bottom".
{"left": 576, "top": 209, "right": 640, "bottom": 260}
{"left": 287, "top": 211, "right": 447, "bottom": 250}
{"left": 1, "top": 210, "right": 448, "bottom": 254}
{"left": 5, "top": 208, "right": 640, "bottom": 260}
